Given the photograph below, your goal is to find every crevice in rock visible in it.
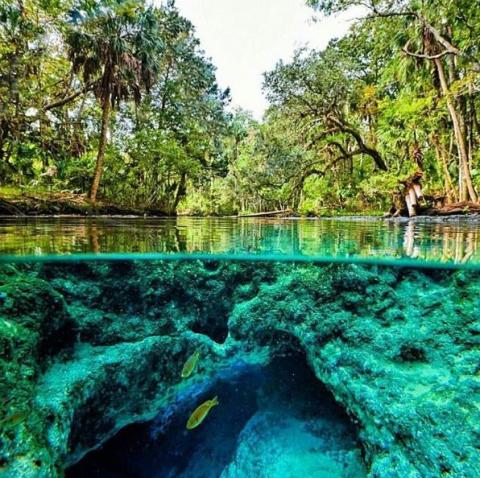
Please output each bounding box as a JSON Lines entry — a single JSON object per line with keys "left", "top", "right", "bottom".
{"left": 66, "top": 349, "right": 366, "bottom": 478}
{"left": 190, "top": 318, "right": 228, "bottom": 344}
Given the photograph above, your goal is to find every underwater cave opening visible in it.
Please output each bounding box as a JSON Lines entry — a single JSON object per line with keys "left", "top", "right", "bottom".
{"left": 66, "top": 349, "right": 366, "bottom": 478}
{"left": 190, "top": 318, "right": 229, "bottom": 344}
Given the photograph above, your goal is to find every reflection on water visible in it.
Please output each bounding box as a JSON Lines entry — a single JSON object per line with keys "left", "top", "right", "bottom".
{"left": 1, "top": 216, "right": 480, "bottom": 265}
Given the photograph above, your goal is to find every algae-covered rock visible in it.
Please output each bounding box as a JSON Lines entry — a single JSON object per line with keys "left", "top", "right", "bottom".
{"left": 0, "top": 266, "right": 74, "bottom": 478}
{"left": 229, "top": 264, "right": 480, "bottom": 477}
{"left": 0, "top": 276, "right": 74, "bottom": 356}
{"left": 221, "top": 411, "right": 366, "bottom": 478}
{"left": 1, "top": 259, "right": 479, "bottom": 478}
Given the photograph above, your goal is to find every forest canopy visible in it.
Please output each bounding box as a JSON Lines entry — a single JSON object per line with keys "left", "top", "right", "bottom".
{"left": 1, "top": 0, "right": 480, "bottom": 215}
{"left": 0, "top": 0, "right": 230, "bottom": 213}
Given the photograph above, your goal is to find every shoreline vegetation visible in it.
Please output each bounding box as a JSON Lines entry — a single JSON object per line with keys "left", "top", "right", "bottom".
{"left": 2, "top": 191, "right": 480, "bottom": 219}
{"left": 1, "top": 1, "right": 480, "bottom": 217}
{"left": 0, "top": 191, "right": 166, "bottom": 217}
{"left": 0, "top": 192, "right": 375, "bottom": 217}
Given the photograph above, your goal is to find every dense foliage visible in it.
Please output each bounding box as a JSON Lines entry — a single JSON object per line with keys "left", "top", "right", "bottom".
{"left": 1, "top": 0, "right": 480, "bottom": 215}
{"left": 0, "top": 0, "right": 230, "bottom": 213}
{"left": 216, "top": 0, "right": 480, "bottom": 215}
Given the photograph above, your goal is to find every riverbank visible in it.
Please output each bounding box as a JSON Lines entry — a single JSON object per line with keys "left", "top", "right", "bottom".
{"left": 3, "top": 191, "right": 480, "bottom": 220}
{"left": 0, "top": 192, "right": 171, "bottom": 217}
{"left": 0, "top": 192, "right": 374, "bottom": 218}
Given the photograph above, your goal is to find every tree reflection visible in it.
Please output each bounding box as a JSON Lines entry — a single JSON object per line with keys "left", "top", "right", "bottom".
{"left": 0, "top": 217, "right": 480, "bottom": 265}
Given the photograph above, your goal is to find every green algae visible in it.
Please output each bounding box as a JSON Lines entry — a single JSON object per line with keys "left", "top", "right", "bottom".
{"left": 0, "top": 259, "right": 479, "bottom": 477}
{"left": 0, "top": 266, "right": 73, "bottom": 478}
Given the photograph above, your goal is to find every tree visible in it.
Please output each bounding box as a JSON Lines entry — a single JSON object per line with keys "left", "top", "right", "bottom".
{"left": 307, "top": 0, "right": 480, "bottom": 202}
{"left": 0, "top": 0, "right": 231, "bottom": 213}
{"left": 103, "top": 3, "right": 230, "bottom": 213}
{"left": 263, "top": 39, "right": 388, "bottom": 197}
{"left": 0, "top": 0, "right": 71, "bottom": 181}
{"left": 66, "top": 0, "right": 163, "bottom": 201}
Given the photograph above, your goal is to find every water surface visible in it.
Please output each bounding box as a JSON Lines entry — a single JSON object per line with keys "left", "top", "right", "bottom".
{"left": 1, "top": 216, "right": 480, "bottom": 268}
{"left": 2, "top": 217, "right": 479, "bottom": 477}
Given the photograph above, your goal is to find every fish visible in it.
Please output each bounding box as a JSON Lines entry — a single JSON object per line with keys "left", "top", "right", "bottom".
{"left": 0, "top": 292, "right": 7, "bottom": 305}
{"left": 181, "top": 350, "right": 200, "bottom": 379}
{"left": 0, "top": 411, "right": 28, "bottom": 428}
{"left": 186, "top": 396, "right": 219, "bottom": 430}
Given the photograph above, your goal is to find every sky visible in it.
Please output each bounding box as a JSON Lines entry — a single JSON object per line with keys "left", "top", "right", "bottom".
{"left": 170, "top": 0, "right": 361, "bottom": 119}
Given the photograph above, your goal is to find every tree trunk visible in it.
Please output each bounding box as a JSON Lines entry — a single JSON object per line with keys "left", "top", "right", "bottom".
{"left": 90, "top": 95, "right": 111, "bottom": 202}
{"left": 173, "top": 173, "right": 187, "bottom": 211}
{"left": 434, "top": 58, "right": 477, "bottom": 202}
{"left": 432, "top": 134, "right": 456, "bottom": 202}
{"left": 405, "top": 193, "right": 416, "bottom": 217}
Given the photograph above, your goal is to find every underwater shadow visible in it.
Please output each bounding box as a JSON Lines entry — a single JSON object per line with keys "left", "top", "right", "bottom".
{"left": 66, "top": 350, "right": 366, "bottom": 478}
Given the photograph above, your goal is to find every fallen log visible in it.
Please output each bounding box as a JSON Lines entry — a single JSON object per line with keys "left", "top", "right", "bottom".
{"left": 238, "top": 209, "right": 291, "bottom": 218}
{"left": 0, "top": 194, "right": 157, "bottom": 216}
{"left": 0, "top": 198, "right": 25, "bottom": 216}
{"left": 421, "top": 201, "right": 480, "bottom": 216}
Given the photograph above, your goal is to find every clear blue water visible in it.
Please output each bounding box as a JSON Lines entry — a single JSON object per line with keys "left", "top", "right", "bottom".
{"left": 1, "top": 216, "right": 480, "bottom": 268}
{"left": 1, "top": 217, "right": 479, "bottom": 478}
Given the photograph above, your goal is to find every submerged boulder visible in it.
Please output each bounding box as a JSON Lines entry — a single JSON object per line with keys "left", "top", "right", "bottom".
{"left": 221, "top": 411, "right": 366, "bottom": 478}
{"left": 0, "top": 275, "right": 74, "bottom": 357}
{"left": 0, "top": 267, "right": 75, "bottom": 478}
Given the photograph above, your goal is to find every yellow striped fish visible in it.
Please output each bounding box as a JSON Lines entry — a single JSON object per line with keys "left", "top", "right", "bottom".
{"left": 181, "top": 350, "right": 200, "bottom": 379}
{"left": 186, "top": 396, "right": 219, "bottom": 429}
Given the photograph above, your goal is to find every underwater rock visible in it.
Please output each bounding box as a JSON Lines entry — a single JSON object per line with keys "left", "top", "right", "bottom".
{"left": 66, "top": 353, "right": 363, "bottom": 478}
{"left": 221, "top": 411, "right": 366, "bottom": 478}
{"left": 1, "top": 260, "right": 480, "bottom": 477}
{"left": 36, "top": 333, "right": 262, "bottom": 470}
{"left": 0, "top": 266, "right": 76, "bottom": 478}
{"left": 0, "top": 274, "right": 74, "bottom": 356}
{"left": 229, "top": 265, "right": 480, "bottom": 477}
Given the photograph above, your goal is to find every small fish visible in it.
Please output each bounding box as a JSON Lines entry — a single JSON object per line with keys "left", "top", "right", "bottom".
{"left": 181, "top": 351, "right": 200, "bottom": 379}
{"left": 186, "top": 396, "right": 219, "bottom": 430}
{"left": 0, "top": 292, "right": 7, "bottom": 305}
{"left": 1, "top": 319, "right": 13, "bottom": 329}
{"left": 0, "top": 411, "right": 28, "bottom": 428}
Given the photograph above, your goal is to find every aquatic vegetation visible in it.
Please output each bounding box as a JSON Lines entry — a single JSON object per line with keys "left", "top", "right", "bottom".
{"left": 0, "top": 259, "right": 479, "bottom": 477}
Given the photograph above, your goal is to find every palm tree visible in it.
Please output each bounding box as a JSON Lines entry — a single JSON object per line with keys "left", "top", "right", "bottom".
{"left": 66, "top": 0, "right": 162, "bottom": 201}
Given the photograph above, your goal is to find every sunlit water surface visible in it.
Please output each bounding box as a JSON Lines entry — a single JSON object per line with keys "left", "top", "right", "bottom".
{"left": 1, "top": 216, "right": 480, "bottom": 268}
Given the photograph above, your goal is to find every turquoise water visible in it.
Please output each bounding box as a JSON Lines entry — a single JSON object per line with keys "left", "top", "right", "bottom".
{"left": 2, "top": 216, "right": 480, "bottom": 268}
{"left": 1, "top": 217, "right": 480, "bottom": 477}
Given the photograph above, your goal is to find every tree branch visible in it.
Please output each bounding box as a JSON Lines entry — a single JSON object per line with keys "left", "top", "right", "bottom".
{"left": 420, "top": 16, "right": 462, "bottom": 56}
{"left": 327, "top": 141, "right": 360, "bottom": 159}
{"left": 402, "top": 41, "right": 452, "bottom": 60}
{"left": 304, "top": 127, "right": 339, "bottom": 149}
{"left": 325, "top": 115, "right": 388, "bottom": 171}
{"left": 43, "top": 81, "right": 96, "bottom": 112}
{"left": 365, "top": 8, "right": 463, "bottom": 57}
